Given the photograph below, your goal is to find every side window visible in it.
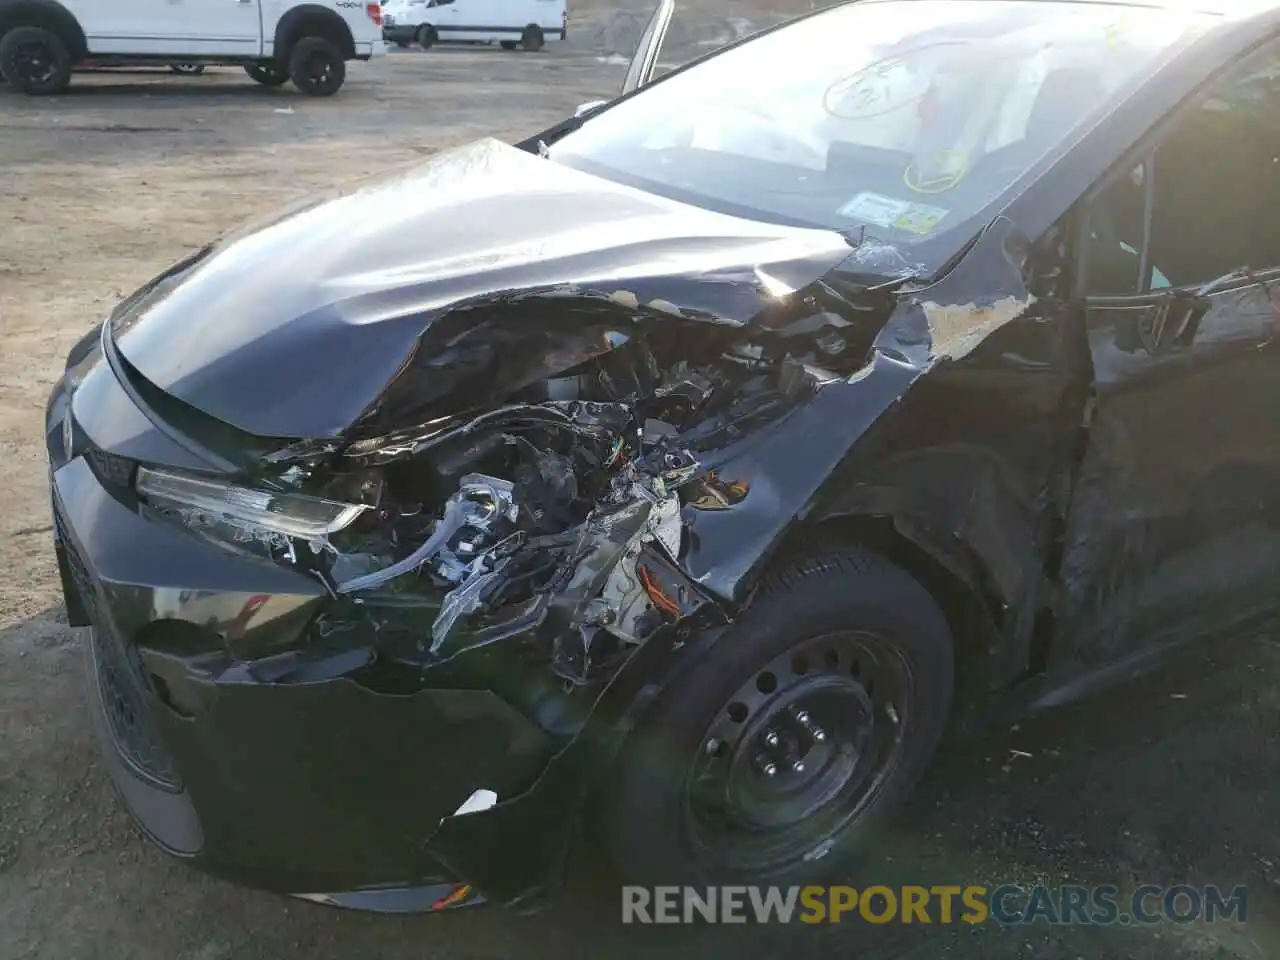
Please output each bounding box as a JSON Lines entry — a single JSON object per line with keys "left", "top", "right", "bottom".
{"left": 1083, "top": 160, "right": 1152, "bottom": 296}
{"left": 1084, "top": 39, "right": 1280, "bottom": 294}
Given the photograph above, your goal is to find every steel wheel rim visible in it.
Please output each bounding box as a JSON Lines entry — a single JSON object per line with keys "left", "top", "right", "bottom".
{"left": 14, "top": 41, "right": 56, "bottom": 84}
{"left": 681, "top": 630, "right": 913, "bottom": 872}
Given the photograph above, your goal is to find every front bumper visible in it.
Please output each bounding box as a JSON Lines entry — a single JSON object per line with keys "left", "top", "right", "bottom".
{"left": 53, "top": 455, "right": 555, "bottom": 900}
{"left": 44, "top": 352, "right": 694, "bottom": 911}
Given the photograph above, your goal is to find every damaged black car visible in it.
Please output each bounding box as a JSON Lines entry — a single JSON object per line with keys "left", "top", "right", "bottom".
{"left": 44, "top": 0, "right": 1280, "bottom": 913}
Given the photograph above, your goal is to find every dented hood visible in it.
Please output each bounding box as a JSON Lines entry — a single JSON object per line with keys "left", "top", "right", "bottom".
{"left": 110, "top": 138, "right": 854, "bottom": 439}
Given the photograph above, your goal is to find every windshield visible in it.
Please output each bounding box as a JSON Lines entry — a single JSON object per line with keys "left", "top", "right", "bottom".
{"left": 550, "top": 0, "right": 1212, "bottom": 275}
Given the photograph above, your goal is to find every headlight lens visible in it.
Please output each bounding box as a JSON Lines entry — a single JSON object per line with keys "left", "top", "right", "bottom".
{"left": 135, "top": 466, "right": 368, "bottom": 539}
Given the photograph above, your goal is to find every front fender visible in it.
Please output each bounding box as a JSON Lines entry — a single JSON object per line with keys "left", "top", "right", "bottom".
{"left": 679, "top": 215, "right": 1082, "bottom": 692}
{"left": 679, "top": 353, "right": 921, "bottom": 604}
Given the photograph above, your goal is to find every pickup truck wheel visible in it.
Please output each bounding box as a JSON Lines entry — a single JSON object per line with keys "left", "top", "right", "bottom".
{"left": 288, "top": 37, "right": 345, "bottom": 96}
{"left": 520, "top": 24, "right": 544, "bottom": 51}
{"left": 0, "top": 26, "right": 73, "bottom": 95}
{"left": 170, "top": 63, "right": 205, "bottom": 75}
{"left": 244, "top": 63, "right": 288, "bottom": 86}
{"left": 600, "top": 547, "right": 955, "bottom": 887}
{"left": 415, "top": 25, "right": 436, "bottom": 49}
{"left": 499, "top": 40, "right": 517, "bottom": 50}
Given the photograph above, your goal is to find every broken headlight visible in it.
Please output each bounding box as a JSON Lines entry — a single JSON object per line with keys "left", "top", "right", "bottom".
{"left": 135, "top": 466, "right": 368, "bottom": 540}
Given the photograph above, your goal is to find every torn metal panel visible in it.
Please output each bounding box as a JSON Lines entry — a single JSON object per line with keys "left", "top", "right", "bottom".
{"left": 921, "top": 293, "right": 1039, "bottom": 362}
{"left": 807, "top": 217, "right": 1088, "bottom": 690}
{"left": 876, "top": 217, "right": 1039, "bottom": 365}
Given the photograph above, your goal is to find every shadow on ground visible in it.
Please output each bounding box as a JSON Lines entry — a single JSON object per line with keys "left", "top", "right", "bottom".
{"left": 1, "top": 599, "right": 1277, "bottom": 959}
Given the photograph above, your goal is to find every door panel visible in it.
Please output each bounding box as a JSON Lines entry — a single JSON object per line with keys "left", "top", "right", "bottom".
{"left": 70, "top": 0, "right": 262, "bottom": 56}
{"left": 1055, "top": 36, "right": 1280, "bottom": 678}
{"left": 534, "top": 0, "right": 564, "bottom": 33}
{"left": 1058, "top": 276, "right": 1280, "bottom": 670}
{"left": 430, "top": 0, "right": 466, "bottom": 40}
{"left": 466, "top": 0, "right": 509, "bottom": 30}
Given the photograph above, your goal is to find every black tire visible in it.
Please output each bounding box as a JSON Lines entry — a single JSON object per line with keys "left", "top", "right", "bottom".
{"left": 170, "top": 63, "right": 205, "bottom": 75}
{"left": 602, "top": 546, "right": 955, "bottom": 887}
{"left": 520, "top": 24, "right": 544, "bottom": 51}
{"left": 287, "top": 37, "right": 345, "bottom": 97}
{"left": 499, "top": 40, "right": 518, "bottom": 50}
{"left": 244, "top": 62, "right": 289, "bottom": 86}
{"left": 0, "top": 26, "right": 73, "bottom": 95}
{"left": 416, "top": 24, "right": 436, "bottom": 49}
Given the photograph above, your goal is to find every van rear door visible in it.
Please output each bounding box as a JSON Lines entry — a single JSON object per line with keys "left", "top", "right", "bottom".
{"left": 535, "top": 0, "right": 565, "bottom": 37}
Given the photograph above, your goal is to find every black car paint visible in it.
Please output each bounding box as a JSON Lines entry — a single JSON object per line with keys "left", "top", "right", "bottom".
{"left": 44, "top": 1, "right": 1280, "bottom": 912}
{"left": 109, "top": 138, "right": 854, "bottom": 441}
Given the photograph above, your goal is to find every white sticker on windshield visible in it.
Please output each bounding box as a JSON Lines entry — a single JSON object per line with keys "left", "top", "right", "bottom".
{"left": 838, "top": 193, "right": 948, "bottom": 236}
{"left": 838, "top": 192, "right": 909, "bottom": 227}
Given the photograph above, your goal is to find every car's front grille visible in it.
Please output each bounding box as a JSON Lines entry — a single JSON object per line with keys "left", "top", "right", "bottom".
{"left": 55, "top": 506, "right": 183, "bottom": 792}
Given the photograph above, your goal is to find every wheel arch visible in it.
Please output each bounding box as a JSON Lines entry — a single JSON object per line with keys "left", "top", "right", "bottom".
{"left": 0, "top": 0, "right": 88, "bottom": 59}
{"left": 273, "top": 4, "right": 355, "bottom": 61}
{"left": 774, "top": 514, "right": 998, "bottom": 731}
{"left": 566, "top": 511, "right": 999, "bottom": 875}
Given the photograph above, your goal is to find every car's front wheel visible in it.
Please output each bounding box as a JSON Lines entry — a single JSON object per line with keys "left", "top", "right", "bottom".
{"left": 170, "top": 63, "right": 205, "bottom": 75}
{"left": 602, "top": 546, "right": 954, "bottom": 886}
{"left": 0, "top": 26, "right": 73, "bottom": 95}
{"left": 244, "top": 62, "right": 289, "bottom": 86}
{"left": 288, "top": 37, "right": 346, "bottom": 96}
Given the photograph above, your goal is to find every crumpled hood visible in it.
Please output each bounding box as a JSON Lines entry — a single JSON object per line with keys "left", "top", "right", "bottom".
{"left": 111, "top": 138, "right": 853, "bottom": 439}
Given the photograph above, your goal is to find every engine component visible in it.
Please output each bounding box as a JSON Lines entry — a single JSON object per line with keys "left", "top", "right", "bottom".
{"left": 320, "top": 333, "right": 814, "bottom": 666}
{"left": 336, "top": 473, "right": 517, "bottom": 594}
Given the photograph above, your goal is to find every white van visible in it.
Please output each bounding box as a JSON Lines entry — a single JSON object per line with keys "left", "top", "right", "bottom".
{"left": 0, "top": 0, "right": 385, "bottom": 95}
{"left": 382, "top": 0, "right": 565, "bottom": 51}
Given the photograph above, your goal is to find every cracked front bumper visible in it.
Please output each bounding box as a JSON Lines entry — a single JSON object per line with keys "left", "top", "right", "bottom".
{"left": 42, "top": 336, "right": 710, "bottom": 911}
{"left": 49, "top": 447, "right": 610, "bottom": 910}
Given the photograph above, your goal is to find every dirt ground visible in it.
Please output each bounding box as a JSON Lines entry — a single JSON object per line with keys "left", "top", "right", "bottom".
{"left": 2, "top": 46, "right": 1280, "bottom": 960}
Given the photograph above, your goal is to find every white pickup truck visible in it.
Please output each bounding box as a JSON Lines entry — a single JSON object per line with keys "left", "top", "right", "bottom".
{"left": 0, "top": 0, "right": 384, "bottom": 95}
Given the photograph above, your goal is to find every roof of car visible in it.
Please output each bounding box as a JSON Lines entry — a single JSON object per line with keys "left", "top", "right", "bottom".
{"left": 852, "top": 0, "right": 1280, "bottom": 36}
{"left": 861, "top": 0, "right": 1275, "bottom": 18}
{"left": 1100, "top": 0, "right": 1275, "bottom": 15}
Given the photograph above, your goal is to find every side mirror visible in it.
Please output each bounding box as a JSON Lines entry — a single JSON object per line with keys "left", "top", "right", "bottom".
{"left": 574, "top": 99, "right": 607, "bottom": 119}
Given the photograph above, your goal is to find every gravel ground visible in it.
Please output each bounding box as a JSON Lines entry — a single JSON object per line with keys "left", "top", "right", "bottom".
{"left": 2, "top": 41, "right": 1280, "bottom": 960}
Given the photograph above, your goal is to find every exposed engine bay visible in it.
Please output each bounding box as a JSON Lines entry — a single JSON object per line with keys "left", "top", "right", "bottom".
{"left": 250, "top": 316, "right": 867, "bottom": 683}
